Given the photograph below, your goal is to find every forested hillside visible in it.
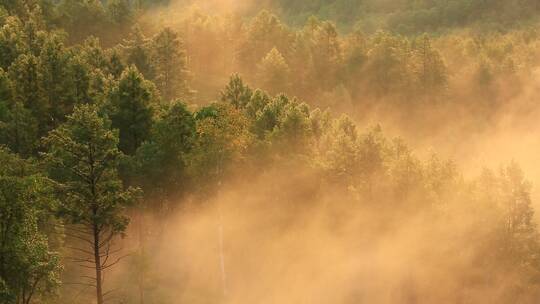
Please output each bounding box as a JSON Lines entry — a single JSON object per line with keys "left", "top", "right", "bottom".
{"left": 2, "top": 0, "right": 540, "bottom": 304}
{"left": 174, "top": 0, "right": 540, "bottom": 32}
{"left": 267, "top": 0, "right": 540, "bottom": 32}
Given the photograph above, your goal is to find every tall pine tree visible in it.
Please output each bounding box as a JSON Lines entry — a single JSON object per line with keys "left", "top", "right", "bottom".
{"left": 43, "top": 104, "right": 139, "bottom": 304}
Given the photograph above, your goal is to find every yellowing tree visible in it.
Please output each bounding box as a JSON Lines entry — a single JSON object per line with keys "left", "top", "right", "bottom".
{"left": 256, "top": 47, "right": 290, "bottom": 95}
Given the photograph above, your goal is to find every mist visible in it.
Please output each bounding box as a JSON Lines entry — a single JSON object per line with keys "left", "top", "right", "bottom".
{"left": 63, "top": 7, "right": 540, "bottom": 304}
{"left": 124, "top": 5, "right": 540, "bottom": 303}
{"left": 105, "top": 159, "right": 539, "bottom": 304}
{"left": 74, "top": 3, "right": 540, "bottom": 303}
{"left": 2, "top": 0, "right": 540, "bottom": 304}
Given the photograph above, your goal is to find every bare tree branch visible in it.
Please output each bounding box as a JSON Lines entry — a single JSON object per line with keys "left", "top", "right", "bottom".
{"left": 102, "top": 253, "right": 132, "bottom": 270}
{"left": 66, "top": 246, "right": 95, "bottom": 256}
{"left": 62, "top": 232, "right": 94, "bottom": 245}
{"left": 80, "top": 275, "right": 97, "bottom": 281}
{"left": 64, "top": 256, "right": 94, "bottom": 264}
{"left": 64, "top": 282, "right": 97, "bottom": 288}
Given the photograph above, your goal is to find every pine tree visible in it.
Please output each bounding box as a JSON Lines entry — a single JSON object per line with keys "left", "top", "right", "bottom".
{"left": 79, "top": 36, "right": 108, "bottom": 72}
{"left": 22, "top": 5, "right": 47, "bottom": 57}
{"left": 252, "top": 94, "right": 289, "bottom": 139}
{"left": 412, "top": 35, "right": 447, "bottom": 96}
{"left": 256, "top": 47, "right": 290, "bottom": 94}
{"left": 0, "top": 16, "right": 26, "bottom": 70}
{"left": 220, "top": 74, "right": 253, "bottom": 109}
{"left": 271, "top": 100, "right": 312, "bottom": 152}
{"left": 498, "top": 163, "right": 539, "bottom": 268}
{"left": 134, "top": 101, "right": 195, "bottom": 201}
{"left": 8, "top": 54, "right": 48, "bottom": 134}
{"left": 152, "top": 27, "right": 191, "bottom": 101}
{"left": 43, "top": 104, "right": 139, "bottom": 304}
{"left": 66, "top": 55, "right": 92, "bottom": 104}
{"left": 308, "top": 20, "right": 342, "bottom": 89}
{"left": 106, "top": 0, "right": 132, "bottom": 24}
{"left": 109, "top": 66, "right": 156, "bottom": 155}
{"left": 37, "top": 33, "right": 71, "bottom": 126}
{"left": 57, "top": 0, "right": 108, "bottom": 43}
{"left": 122, "top": 26, "right": 154, "bottom": 81}
{"left": 238, "top": 10, "right": 292, "bottom": 72}
{"left": 365, "top": 32, "right": 408, "bottom": 96}
{"left": 106, "top": 48, "right": 125, "bottom": 79}
{"left": 0, "top": 68, "right": 12, "bottom": 117}
{"left": 0, "top": 101, "right": 39, "bottom": 157}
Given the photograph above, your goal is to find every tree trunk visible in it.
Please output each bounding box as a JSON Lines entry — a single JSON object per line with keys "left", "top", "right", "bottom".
{"left": 93, "top": 224, "right": 104, "bottom": 304}
{"left": 138, "top": 211, "right": 145, "bottom": 304}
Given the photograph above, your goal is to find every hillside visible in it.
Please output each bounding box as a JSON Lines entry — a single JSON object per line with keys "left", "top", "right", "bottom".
{"left": 2, "top": 1, "right": 540, "bottom": 304}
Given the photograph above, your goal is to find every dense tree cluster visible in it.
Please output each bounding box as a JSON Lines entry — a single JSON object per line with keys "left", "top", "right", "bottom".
{"left": 239, "top": 0, "right": 540, "bottom": 33}
{"left": 172, "top": 8, "right": 540, "bottom": 113}
{"left": 1, "top": 0, "right": 540, "bottom": 303}
{"left": 178, "top": 10, "right": 450, "bottom": 104}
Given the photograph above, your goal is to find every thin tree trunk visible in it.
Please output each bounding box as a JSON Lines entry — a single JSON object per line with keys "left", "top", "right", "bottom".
{"left": 218, "top": 213, "right": 227, "bottom": 298}
{"left": 93, "top": 224, "right": 104, "bottom": 304}
{"left": 138, "top": 210, "right": 145, "bottom": 304}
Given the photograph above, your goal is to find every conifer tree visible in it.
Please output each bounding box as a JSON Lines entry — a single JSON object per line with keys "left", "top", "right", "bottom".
{"left": 134, "top": 101, "right": 195, "bottom": 202}
{"left": 256, "top": 47, "right": 290, "bottom": 94}
{"left": 0, "top": 101, "right": 38, "bottom": 157}
{"left": 109, "top": 66, "right": 156, "bottom": 155}
{"left": 122, "top": 26, "right": 154, "bottom": 81}
{"left": 220, "top": 74, "right": 253, "bottom": 109}
{"left": 37, "top": 33, "right": 71, "bottom": 125}
{"left": 43, "top": 104, "right": 139, "bottom": 304}
{"left": 152, "top": 27, "right": 191, "bottom": 101}
{"left": 412, "top": 35, "right": 447, "bottom": 96}
{"left": 0, "top": 16, "right": 25, "bottom": 70}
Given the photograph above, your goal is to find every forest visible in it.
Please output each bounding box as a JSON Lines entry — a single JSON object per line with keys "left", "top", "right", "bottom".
{"left": 1, "top": 0, "right": 540, "bottom": 303}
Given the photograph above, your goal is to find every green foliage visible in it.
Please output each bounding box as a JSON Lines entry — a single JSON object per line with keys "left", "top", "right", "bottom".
{"left": 43, "top": 103, "right": 140, "bottom": 304}
{"left": 107, "top": 0, "right": 132, "bottom": 24}
{"left": 56, "top": 0, "right": 135, "bottom": 44}
{"left": 57, "top": 0, "right": 107, "bottom": 40}
{"left": 0, "top": 16, "right": 25, "bottom": 70}
{"left": 43, "top": 103, "right": 138, "bottom": 231}
{"left": 0, "top": 147, "right": 61, "bottom": 304}
{"left": 69, "top": 55, "right": 94, "bottom": 103}
{"left": 269, "top": 0, "right": 540, "bottom": 33}
{"left": 37, "top": 33, "right": 72, "bottom": 124}
{"left": 238, "top": 10, "right": 293, "bottom": 73}
{"left": 122, "top": 26, "right": 154, "bottom": 81}
{"left": 251, "top": 94, "right": 287, "bottom": 139}
{"left": 106, "top": 48, "right": 125, "bottom": 79}
{"left": 132, "top": 101, "right": 195, "bottom": 204}
{"left": 8, "top": 54, "right": 42, "bottom": 123}
{"left": 152, "top": 27, "right": 191, "bottom": 101}
{"left": 189, "top": 102, "right": 252, "bottom": 188}
{"left": 220, "top": 74, "right": 253, "bottom": 109}
{"left": 0, "top": 2, "right": 539, "bottom": 303}
{"left": 109, "top": 66, "right": 156, "bottom": 155}
{"left": 271, "top": 99, "right": 312, "bottom": 151}
{"left": 0, "top": 101, "right": 38, "bottom": 156}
